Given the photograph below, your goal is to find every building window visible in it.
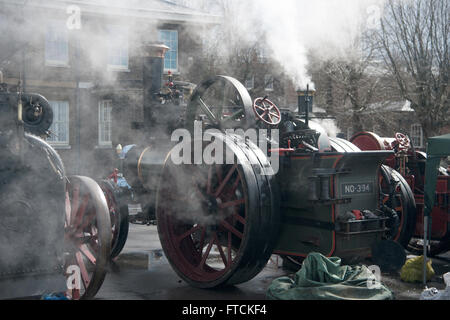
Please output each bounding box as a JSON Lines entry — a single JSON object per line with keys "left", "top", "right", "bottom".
{"left": 158, "top": 30, "right": 178, "bottom": 72}
{"left": 45, "top": 21, "right": 69, "bottom": 66}
{"left": 107, "top": 25, "right": 129, "bottom": 70}
{"left": 47, "top": 101, "right": 69, "bottom": 146}
{"left": 245, "top": 76, "right": 254, "bottom": 90}
{"left": 411, "top": 124, "right": 423, "bottom": 148}
{"left": 258, "top": 47, "right": 267, "bottom": 63}
{"left": 264, "top": 75, "right": 274, "bottom": 91}
{"left": 99, "top": 100, "right": 113, "bottom": 147}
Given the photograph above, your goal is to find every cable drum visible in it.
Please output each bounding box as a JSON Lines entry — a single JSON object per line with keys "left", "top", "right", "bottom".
{"left": 21, "top": 93, "right": 53, "bottom": 136}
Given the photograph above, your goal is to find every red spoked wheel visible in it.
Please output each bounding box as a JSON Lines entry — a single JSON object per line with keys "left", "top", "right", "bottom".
{"left": 64, "top": 176, "right": 111, "bottom": 300}
{"left": 99, "top": 180, "right": 129, "bottom": 259}
{"left": 395, "top": 133, "right": 411, "bottom": 149}
{"left": 253, "top": 97, "right": 281, "bottom": 126}
{"left": 157, "top": 133, "right": 279, "bottom": 288}
{"left": 379, "top": 166, "right": 416, "bottom": 248}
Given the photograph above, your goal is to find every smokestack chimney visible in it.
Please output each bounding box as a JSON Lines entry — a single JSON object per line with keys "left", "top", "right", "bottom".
{"left": 141, "top": 43, "right": 169, "bottom": 135}
{"left": 297, "top": 86, "right": 316, "bottom": 126}
{"left": 0, "top": 71, "right": 3, "bottom": 84}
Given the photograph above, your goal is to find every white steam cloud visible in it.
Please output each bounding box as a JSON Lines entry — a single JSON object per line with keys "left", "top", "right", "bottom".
{"left": 214, "top": 0, "right": 386, "bottom": 89}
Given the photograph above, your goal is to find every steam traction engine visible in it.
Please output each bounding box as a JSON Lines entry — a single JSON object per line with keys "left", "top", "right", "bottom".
{"left": 0, "top": 82, "right": 111, "bottom": 299}
{"left": 150, "top": 76, "right": 417, "bottom": 288}
{"left": 351, "top": 131, "right": 450, "bottom": 256}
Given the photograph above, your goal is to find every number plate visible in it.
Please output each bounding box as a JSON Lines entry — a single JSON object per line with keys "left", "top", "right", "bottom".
{"left": 342, "top": 182, "right": 374, "bottom": 196}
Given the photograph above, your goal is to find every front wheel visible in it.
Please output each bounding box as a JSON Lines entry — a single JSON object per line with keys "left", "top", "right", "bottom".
{"left": 64, "top": 176, "right": 112, "bottom": 300}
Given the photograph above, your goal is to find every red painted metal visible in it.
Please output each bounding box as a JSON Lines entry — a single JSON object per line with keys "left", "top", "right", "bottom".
{"left": 252, "top": 97, "right": 281, "bottom": 126}
{"left": 352, "top": 131, "right": 450, "bottom": 243}
{"left": 161, "top": 165, "right": 247, "bottom": 283}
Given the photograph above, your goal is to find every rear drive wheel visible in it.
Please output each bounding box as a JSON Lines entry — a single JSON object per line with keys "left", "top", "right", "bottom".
{"left": 380, "top": 165, "right": 416, "bottom": 248}
{"left": 156, "top": 133, "right": 279, "bottom": 288}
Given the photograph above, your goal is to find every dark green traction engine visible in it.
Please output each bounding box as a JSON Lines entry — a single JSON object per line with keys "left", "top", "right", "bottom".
{"left": 275, "top": 152, "right": 391, "bottom": 261}
{"left": 152, "top": 76, "right": 415, "bottom": 288}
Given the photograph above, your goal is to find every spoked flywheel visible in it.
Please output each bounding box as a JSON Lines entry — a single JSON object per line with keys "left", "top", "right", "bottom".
{"left": 379, "top": 165, "right": 416, "bottom": 248}
{"left": 156, "top": 133, "right": 279, "bottom": 288}
{"left": 64, "top": 176, "right": 111, "bottom": 300}
{"left": 185, "top": 76, "right": 256, "bottom": 133}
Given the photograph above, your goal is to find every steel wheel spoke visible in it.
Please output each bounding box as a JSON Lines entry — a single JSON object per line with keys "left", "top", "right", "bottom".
{"left": 76, "top": 252, "right": 90, "bottom": 290}
{"left": 70, "top": 186, "right": 80, "bottom": 225}
{"left": 199, "top": 237, "right": 215, "bottom": 268}
{"left": 220, "top": 109, "right": 244, "bottom": 124}
{"left": 178, "top": 225, "right": 202, "bottom": 243}
{"left": 207, "top": 167, "right": 213, "bottom": 195}
{"left": 73, "top": 194, "right": 90, "bottom": 229}
{"left": 221, "top": 220, "right": 243, "bottom": 239}
{"left": 214, "top": 233, "right": 228, "bottom": 267}
{"left": 227, "top": 231, "right": 232, "bottom": 264}
{"left": 79, "top": 244, "right": 97, "bottom": 265}
{"left": 80, "top": 209, "right": 96, "bottom": 230}
{"left": 233, "top": 213, "right": 246, "bottom": 225}
{"left": 219, "top": 199, "right": 245, "bottom": 209}
{"left": 198, "top": 227, "right": 206, "bottom": 254}
{"left": 230, "top": 175, "right": 241, "bottom": 194}
{"left": 214, "top": 165, "right": 237, "bottom": 197}
{"left": 269, "top": 112, "right": 280, "bottom": 119}
{"left": 215, "top": 165, "right": 223, "bottom": 184}
{"left": 198, "top": 98, "right": 218, "bottom": 125}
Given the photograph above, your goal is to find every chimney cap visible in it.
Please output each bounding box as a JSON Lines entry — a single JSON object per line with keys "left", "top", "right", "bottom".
{"left": 142, "top": 43, "right": 170, "bottom": 58}
{"left": 297, "top": 88, "right": 316, "bottom": 96}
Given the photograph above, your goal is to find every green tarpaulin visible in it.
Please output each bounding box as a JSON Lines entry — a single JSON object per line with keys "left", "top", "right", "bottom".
{"left": 267, "top": 253, "right": 394, "bottom": 300}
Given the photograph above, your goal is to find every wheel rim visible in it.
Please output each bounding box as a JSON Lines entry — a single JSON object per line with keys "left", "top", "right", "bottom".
{"left": 64, "top": 176, "right": 111, "bottom": 300}
{"left": 100, "top": 182, "right": 120, "bottom": 255}
{"left": 159, "top": 163, "right": 248, "bottom": 283}
{"left": 380, "top": 170, "right": 405, "bottom": 241}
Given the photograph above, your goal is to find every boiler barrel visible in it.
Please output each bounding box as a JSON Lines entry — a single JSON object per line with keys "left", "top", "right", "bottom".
{"left": 123, "top": 143, "right": 175, "bottom": 192}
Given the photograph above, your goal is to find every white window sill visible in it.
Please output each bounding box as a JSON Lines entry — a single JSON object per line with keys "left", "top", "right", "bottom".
{"left": 265, "top": 88, "right": 274, "bottom": 92}
{"left": 46, "top": 61, "right": 70, "bottom": 68}
{"left": 107, "top": 65, "right": 130, "bottom": 72}
{"left": 49, "top": 144, "right": 71, "bottom": 150}
{"left": 164, "top": 70, "right": 179, "bottom": 75}
{"left": 96, "top": 144, "right": 113, "bottom": 150}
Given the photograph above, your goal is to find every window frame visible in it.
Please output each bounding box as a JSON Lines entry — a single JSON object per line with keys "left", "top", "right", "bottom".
{"left": 411, "top": 123, "right": 424, "bottom": 148}
{"left": 98, "top": 100, "right": 113, "bottom": 148}
{"left": 47, "top": 101, "right": 70, "bottom": 148}
{"left": 106, "top": 25, "right": 130, "bottom": 71}
{"left": 264, "top": 74, "right": 274, "bottom": 92}
{"left": 45, "top": 21, "right": 69, "bottom": 67}
{"left": 158, "top": 29, "right": 179, "bottom": 73}
{"left": 245, "top": 76, "right": 255, "bottom": 90}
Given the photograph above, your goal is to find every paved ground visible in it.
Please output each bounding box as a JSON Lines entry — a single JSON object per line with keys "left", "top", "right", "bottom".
{"left": 96, "top": 224, "right": 450, "bottom": 300}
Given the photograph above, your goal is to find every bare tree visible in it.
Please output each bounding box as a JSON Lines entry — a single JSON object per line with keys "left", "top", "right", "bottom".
{"left": 309, "top": 34, "right": 398, "bottom": 135}
{"left": 188, "top": 0, "right": 287, "bottom": 103}
{"left": 376, "top": 0, "right": 449, "bottom": 138}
